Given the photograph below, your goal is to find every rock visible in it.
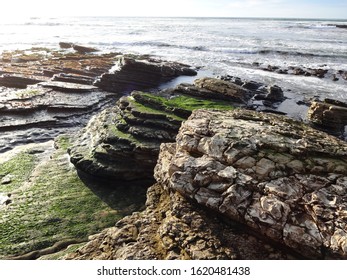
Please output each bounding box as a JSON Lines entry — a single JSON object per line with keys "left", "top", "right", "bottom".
{"left": 264, "top": 85, "right": 285, "bottom": 102}
{"left": 1, "top": 174, "right": 14, "bottom": 184}
{"left": 52, "top": 73, "right": 94, "bottom": 85}
{"left": 59, "top": 42, "right": 73, "bottom": 49}
{"left": 153, "top": 109, "right": 347, "bottom": 259}
{"left": 68, "top": 84, "right": 238, "bottom": 180}
{"left": 194, "top": 77, "right": 252, "bottom": 104}
{"left": 242, "top": 80, "right": 262, "bottom": 91}
{"left": 94, "top": 55, "right": 197, "bottom": 93}
{"left": 0, "top": 74, "right": 43, "bottom": 88}
{"left": 65, "top": 108, "right": 347, "bottom": 260}
{"left": 72, "top": 44, "right": 99, "bottom": 53}
{"left": 308, "top": 99, "right": 347, "bottom": 134}
{"left": 0, "top": 48, "right": 120, "bottom": 152}
{"left": 64, "top": 183, "right": 293, "bottom": 260}
{"left": 335, "top": 25, "right": 347, "bottom": 29}
{"left": 254, "top": 63, "right": 346, "bottom": 83}
{"left": 0, "top": 193, "right": 11, "bottom": 207}
{"left": 39, "top": 81, "right": 98, "bottom": 93}
{"left": 312, "top": 68, "right": 328, "bottom": 78}
{"left": 67, "top": 94, "right": 182, "bottom": 180}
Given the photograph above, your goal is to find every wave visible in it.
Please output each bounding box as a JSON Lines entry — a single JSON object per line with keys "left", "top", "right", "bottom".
{"left": 110, "top": 41, "right": 209, "bottom": 52}
{"left": 286, "top": 23, "right": 338, "bottom": 30}
{"left": 257, "top": 49, "right": 347, "bottom": 59}
{"left": 209, "top": 47, "right": 347, "bottom": 59}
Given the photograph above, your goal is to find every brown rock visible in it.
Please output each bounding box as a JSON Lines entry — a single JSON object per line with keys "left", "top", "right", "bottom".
{"left": 0, "top": 74, "right": 43, "bottom": 88}
{"left": 194, "top": 77, "right": 252, "bottom": 104}
{"left": 308, "top": 99, "right": 347, "bottom": 132}
{"left": 72, "top": 44, "right": 99, "bottom": 53}
{"left": 59, "top": 42, "right": 73, "bottom": 49}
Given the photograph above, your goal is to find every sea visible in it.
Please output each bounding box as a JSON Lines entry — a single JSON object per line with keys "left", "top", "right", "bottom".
{"left": 1, "top": 16, "right": 347, "bottom": 119}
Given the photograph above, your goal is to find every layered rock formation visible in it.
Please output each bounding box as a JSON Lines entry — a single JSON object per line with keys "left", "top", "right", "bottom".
{"left": 64, "top": 182, "right": 293, "bottom": 260}
{"left": 0, "top": 47, "right": 198, "bottom": 153}
{"left": 68, "top": 76, "right": 262, "bottom": 180}
{"left": 94, "top": 55, "right": 197, "bottom": 93}
{"left": 254, "top": 62, "right": 347, "bottom": 82}
{"left": 0, "top": 48, "right": 121, "bottom": 152}
{"left": 66, "top": 109, "right": 347, "bottom": 259}
{"left": 308, "top": 99, "right": 347, "bottom": 136}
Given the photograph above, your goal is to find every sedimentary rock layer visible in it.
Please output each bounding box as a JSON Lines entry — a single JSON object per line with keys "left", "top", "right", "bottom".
{"left": 69, "top": 75, "right": 291, "bottom": 181}
{"left": 64, "top": 182, "right": 294, "bottom": 260}
{"left": 67, "top": 108, "right": 347, "bottom": 260}
{"left": 308, "top": 99, "right": 347, "bottom": 134}
{"left": 94, "top": 55, "right": 197, "bottom": 93}
{"left": 155, "top": 109, "right": 347, "bottom": 259}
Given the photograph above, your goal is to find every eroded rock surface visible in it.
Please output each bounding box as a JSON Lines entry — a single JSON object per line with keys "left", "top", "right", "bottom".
{"left": 64, "top": 183, "right": 293, "bottom": 260}
{"left": 94, "top": 55, "right": 197, "bottom": 93}
{"left": 153, "top": 109, "right": 347, "bottom": 259}
{"left": 308, "top": 99, "right": 347, "bottom": 135}
{"left": 66, "top": 109, "right": 347, "bottom": 260}
{"left": 68, "top": 77, "right": 250, "bottom": 180}
{"left": 0, "top": 48, "right": 198, "bottom": 154}
{"left": 0, "top": 48, "right": 120, "bottom": 152}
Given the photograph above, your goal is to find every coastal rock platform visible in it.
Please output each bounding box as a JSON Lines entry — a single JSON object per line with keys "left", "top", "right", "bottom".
{"left": 0, "top": 47, "right": 197, "bottom": 153}
{"left": 68, "top": 75, "right": 293, "bottom": 181}
{"left": 66, "top": 109, "right": 347, "bottom": 259}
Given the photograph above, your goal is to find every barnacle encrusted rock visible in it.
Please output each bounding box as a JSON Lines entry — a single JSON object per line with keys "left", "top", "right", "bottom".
{"left": 155, "top": 109, "right": 347, "bottom": 259}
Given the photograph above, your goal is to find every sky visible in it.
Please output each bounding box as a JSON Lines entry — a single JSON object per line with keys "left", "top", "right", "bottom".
{"left": 1, "top": 0, "right": 346, "bottom": 19}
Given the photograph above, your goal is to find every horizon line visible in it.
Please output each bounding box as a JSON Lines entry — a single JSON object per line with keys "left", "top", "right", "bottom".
{"left": 19, "top": 15, "right": 347, "bottom": 21}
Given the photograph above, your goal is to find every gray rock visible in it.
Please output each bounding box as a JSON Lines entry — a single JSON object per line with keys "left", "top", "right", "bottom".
{"left": 0, "top": 193, "right": 11, "bottom": 207}
{"left": 39, "top": 81, "right": 98, "bottom": 92}
{"left": 94, "top": 55, "right": 197, "bottom": 93}
{"left": 1, "top": 174, "right": 14, "bottom": 185}
{"left": 154, "top": 109, "right": 347, "bottom": 259}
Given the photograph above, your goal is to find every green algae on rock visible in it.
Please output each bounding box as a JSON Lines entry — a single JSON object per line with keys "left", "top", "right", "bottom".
{"left": 0, "top": 137, "right": 147, "bottom": 259}
{"left": 68, "top": 82, "right": 238, "bottom": 181}
{"left": 66, "top": 109, "right": 347, "bottom": 260}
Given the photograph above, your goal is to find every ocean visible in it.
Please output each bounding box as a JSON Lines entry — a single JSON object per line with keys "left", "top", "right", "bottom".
{"left": 1, "top": 16, "right": 347, "bottom": 118}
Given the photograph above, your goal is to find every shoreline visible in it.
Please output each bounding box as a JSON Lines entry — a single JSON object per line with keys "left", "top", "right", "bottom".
{"left": 1, "top": 45, "right": 347, "bottom": 259}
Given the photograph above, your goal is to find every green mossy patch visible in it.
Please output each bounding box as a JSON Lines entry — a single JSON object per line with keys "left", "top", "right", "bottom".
{"left": 128, "top": 97, "right": 184, "bottom": 122}
{"left": 0, "top": 152, "right": 37, "bottom": 193}
{"left": 137, "top": 92, "right": 235, "bottom": 112}
{"left": 0, "top": 139, "right": 147, "bottom": 259}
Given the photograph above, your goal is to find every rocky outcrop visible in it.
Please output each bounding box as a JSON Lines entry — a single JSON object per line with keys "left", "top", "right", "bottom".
{"left": 154, "top": 109, "right": 347, "bottom": 259}
{"left": 94, "top": 55, "right": 197, "bottom": 93}
{"left": 68, "top": 77, "right": 255, "bottom": 180}
{"left": 220, "top": 75, "right": 286, "bottom": 104}
{"left": 0, "top": 47, "right": 120, "bottom": 152}
{"left": 193, "top": 77, "right": 252, "bottom": 104}
{"left": 255, "top": 63, "right": 347, "bottom": 82}
{"left": 0, "top": 48, "right": 200, "bottom": 154}
{"left": 64, "top": 183, "right": 294, "bottom": 260}
{"left": 67, "top": 108, "right": 347, "bottom": 259}
{"left": 308, "top": 99, "right": 347, "bottom": 135}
